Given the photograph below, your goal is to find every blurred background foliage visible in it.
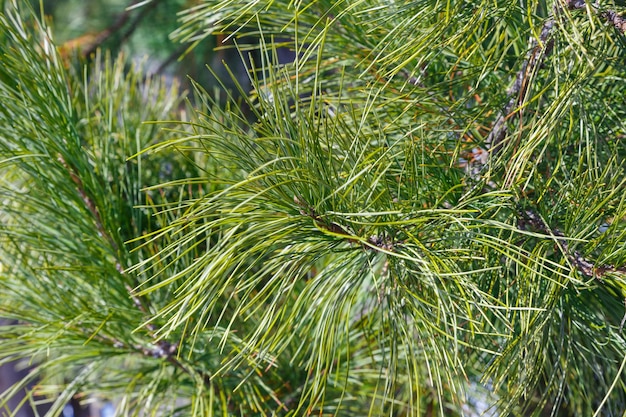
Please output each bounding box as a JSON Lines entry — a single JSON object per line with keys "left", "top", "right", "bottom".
{"left": 33, "top": 0, "right": 250, "bottom": 94}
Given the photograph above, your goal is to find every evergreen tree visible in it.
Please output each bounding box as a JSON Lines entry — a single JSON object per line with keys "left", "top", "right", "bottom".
{"left": 1, "top": 0, "right": 625, "bottom": 416}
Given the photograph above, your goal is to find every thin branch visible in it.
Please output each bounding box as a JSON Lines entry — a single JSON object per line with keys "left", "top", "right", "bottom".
{"left": 57, "top": 154, "right": 121, "bottom": 270}
{"left": 151, "top": 43, "right": 189, "bottom": 76}
{"left": 56, "top": 155, "right": 210, "bottom": 384}
{"left": 294, "top": 195, "right": 396, "bottom": 252}
{"left": 485, "top": 1, "right": 626, "bottom": 160}
{"left": 117, "top": 0, "right": 162, "bottom": 48}
{"left": 484, "top": 16, "right": 555, "bottom": 158}
{"left": 81, "top": 0, "right": 162, "bottom": 58}
{"left": 568, "top": 0, "right": 626, "bottom": 34}
{"left": 71, "top": 321, "right": 213, "bottom": 392}
{"left": 517, "top": 206, "right": 626, "bottom": 279}
{"left": 601, "top": 10, "right": 626, "bottom": 33}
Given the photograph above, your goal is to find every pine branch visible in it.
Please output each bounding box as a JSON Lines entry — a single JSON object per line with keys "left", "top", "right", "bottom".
{"left": 57, "top": 154, "right": 185, "bottom": 364}
{"left": 78, "top": 0, "right": 162, "bottom": 57}
{"left": 294, "top": 195, "right": 397, "bottom": 252}
{"left": 601, "top": 9, "right": 626, "bottom": 32}
{"left": 567, "top": 0, "right": 626, "bottom": 34}
{"left": 485, "top": 1, "right": 626, "bottom": 161}
{"left": 3, "top": 1, "right": 626, "bottom": 415}
{"left": 517, "top": 206, "right": 626, "bottom": 279}
{"left": 484, "top": 14, "right": 556, "bottom": 158}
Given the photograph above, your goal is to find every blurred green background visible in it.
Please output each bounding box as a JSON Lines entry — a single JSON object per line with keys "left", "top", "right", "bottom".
{"left": 35, "top": 0, "right": 250, "bottom": 94}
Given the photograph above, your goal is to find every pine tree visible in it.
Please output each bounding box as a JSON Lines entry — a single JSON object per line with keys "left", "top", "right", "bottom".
{"left": 1, "top": 0, "right": 626, "bottom": 416}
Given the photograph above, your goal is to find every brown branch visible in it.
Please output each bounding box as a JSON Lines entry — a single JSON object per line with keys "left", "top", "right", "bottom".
{"left": 294, "top": 195, "right": 396, "bottom": 251}
{"left": 485, "top": 1, "right": 625, "bottom": 160}
{"left": 118, "top": 1, "right": 162, "bottom": 47}
{"left": 152, "top": 43, "right": 189, "bottom": 75}
{"left": 517, "top": 206, "right": 626, "bottom": 279}
{"left": 517, "top": 204, "right": 626, "bottom": 333}
{"left": 294, "top": 195, "right": 357, "bottom": 237}
{"left": 485, "top": 17, "right": 555, "bottom": 158}
{"left": 57, "top": 155, "right": 211, "bottom": 385}
{"left": 57, "top": 155, "right": 121, "bottom": 268}
{"left": 601, "top": 10, "right": 626, "bottom": 33}
{"left": 81, "top": 322, "right": 213, "bottom": 390}
{"left": 81, "top": 0, "right": 162, "bottom": 58}
{"left": 567, "top": 0, "right": 626, "bottom": 33}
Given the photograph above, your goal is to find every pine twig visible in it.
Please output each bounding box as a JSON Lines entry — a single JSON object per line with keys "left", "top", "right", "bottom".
{"left": 517, "top": 206, "right": 626, "bottom": 279}
{"left": 485, "top": 1, "right": 626, "bottom": 160}
{"left": 57, "top": 155, "right": 204, "bottom": 378}
{"left": 81, "top": 0, "right": 162, "bottom": 58}
{"left": 567, "top": 0, "right": 626, "bottom": 34}
{"left": 294, "top": 195, "right": 396, "bottom": 252}
{"left": 484, "top": 16, "right": 555, "bottom": 158}
{"left": 57, "top": 154, "right": 122, "bottom": 271}
{"left": 601, "top": 10, "right": 626, "bottom": 33}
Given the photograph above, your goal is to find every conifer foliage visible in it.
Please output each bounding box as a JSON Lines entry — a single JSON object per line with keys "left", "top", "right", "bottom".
{"left": 1, "top": 0, "right": 626, "bottom": 415}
